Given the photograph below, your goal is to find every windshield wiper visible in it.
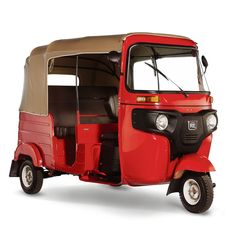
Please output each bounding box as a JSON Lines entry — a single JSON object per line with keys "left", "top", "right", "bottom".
{"left": 145, "top": 62, "right": 189, "bottom": 98}
{"left": 150, "top": 47, "right": 160, "bottom": 91}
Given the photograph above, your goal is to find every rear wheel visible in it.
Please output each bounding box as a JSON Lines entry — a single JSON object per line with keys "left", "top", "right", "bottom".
{"left": 19, "top": 160, "right": 43, "bottom": 194}
{"left": 179, "top": 173, "right": 213, "bottom": 213}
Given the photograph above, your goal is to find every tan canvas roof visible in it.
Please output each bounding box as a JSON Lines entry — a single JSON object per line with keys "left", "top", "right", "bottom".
{"left": 20, "top": 33, "right": 193, "bottom": 115}
{"left": 30, "top": 33, "right": 191, "bottom": 58}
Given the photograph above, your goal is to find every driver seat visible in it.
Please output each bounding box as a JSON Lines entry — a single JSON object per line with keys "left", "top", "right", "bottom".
{"left": 101, "top": 94, "right": 119, "bottom": 141}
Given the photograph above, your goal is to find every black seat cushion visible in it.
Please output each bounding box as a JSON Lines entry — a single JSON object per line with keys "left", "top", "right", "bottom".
{"left": 101, "top": 132, "right": 118, "bottom": 141}
{"left": 55, "top": 127, "right": 75, "bottom": 138}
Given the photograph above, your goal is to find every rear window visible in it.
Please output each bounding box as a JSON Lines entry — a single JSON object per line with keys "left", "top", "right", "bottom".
{"left": 48, "top": 74, "right": 76, "bottom": 86}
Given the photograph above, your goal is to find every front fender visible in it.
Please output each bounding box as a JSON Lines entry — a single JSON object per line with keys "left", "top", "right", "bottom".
{"left": 14, "top": 143, "right": 43, "bottom": 167}
{"left": 175, "top": 153, "right": 215, "bottom": 174}
{"left": 167, "top": 154, "right": 215, "bottom": 195}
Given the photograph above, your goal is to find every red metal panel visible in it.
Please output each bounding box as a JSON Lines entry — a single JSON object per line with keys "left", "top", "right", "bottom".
{"left": 77, "top": 123, "right": 118, "bottom": 172}
{"left": 77, "top": 123, "right": 117, "bottom": 143}
{"left": 17, "top": 112, "right": 55, "bottom": 169}
{"left": 119, "top": 104, "right": 170, "bottom": 185}
{"left": 119, "top": 92, "right": 212, "bottom": 109}
{"left": 174, "top": 135, "right": 215, "bottom": 173}
{"left": 175, "top": 154, "right": 215, "bottom": 173}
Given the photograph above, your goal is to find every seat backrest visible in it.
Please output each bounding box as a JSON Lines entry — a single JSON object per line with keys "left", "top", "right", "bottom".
{"left": 108, "top": 94, "right": 118, "bottom": 118}
{"left": 78, "top": 86, "right": 117, "bottom": 115}
{"left": 48, "top": 86, "right": 76, "bottom": 127}
{"left": 48, "top": 86, "right": 118, "bottom": 126}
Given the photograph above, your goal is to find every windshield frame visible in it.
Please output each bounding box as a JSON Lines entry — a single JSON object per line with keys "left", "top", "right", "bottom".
{"left": 125, "top": 43, "right": 210, "bottom": 95}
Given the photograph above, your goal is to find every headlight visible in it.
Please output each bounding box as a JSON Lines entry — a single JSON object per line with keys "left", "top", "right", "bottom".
{"left": 155, "top": 114, "right": 168, "bottom": 131}
{"left": 206, "top": 114, "right": 217, "bottom": 130}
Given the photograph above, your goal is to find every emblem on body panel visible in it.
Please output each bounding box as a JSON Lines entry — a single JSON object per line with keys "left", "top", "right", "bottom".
{"left": 188, "top": 120, "right": 198, "bottom": 131}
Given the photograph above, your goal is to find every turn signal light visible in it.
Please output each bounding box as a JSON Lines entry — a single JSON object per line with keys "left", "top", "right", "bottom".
{"left": 136, "top": 96, "right": 160, "bottom": 103}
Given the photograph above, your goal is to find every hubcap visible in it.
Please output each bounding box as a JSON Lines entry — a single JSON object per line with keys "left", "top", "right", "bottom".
{"left": 22, "top": 165, "right": 33, "bottom": 188}
{"left": 183, "top": 179, "right": 201, "bottom": 205}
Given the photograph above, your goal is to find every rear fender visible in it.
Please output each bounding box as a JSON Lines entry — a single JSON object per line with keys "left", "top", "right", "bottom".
{"left": 14, "top": 143, "right": 43, "bottom": 167}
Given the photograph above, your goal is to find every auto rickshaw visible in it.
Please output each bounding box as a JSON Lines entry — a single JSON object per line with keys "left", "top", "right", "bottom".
{"left": 9, "top": 33, "right": 217, "bottom": 213}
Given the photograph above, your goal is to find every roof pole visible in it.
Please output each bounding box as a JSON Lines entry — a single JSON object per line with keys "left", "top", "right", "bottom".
{"left": 75, "top": 56, "right": 80, "bottom": 111}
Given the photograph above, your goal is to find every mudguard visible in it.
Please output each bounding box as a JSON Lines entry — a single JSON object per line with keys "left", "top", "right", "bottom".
{"left": 14, "top": 143, "right": 43, "bottom": 167}
{"left": 175, "top": 153, "right": 215, "bottom": 173}
{"left": 166, "top": 153, "right": 215, "bottom": 195}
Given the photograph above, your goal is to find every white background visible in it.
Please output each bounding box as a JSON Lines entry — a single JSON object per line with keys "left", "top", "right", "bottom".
{"left": 0, "top": 0, "right": 234, "bottom": 235}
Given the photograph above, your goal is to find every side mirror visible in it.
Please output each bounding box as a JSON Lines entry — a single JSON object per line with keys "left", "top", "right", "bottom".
{"left": 201, "top": 55, "right": 208, "bottom": 72}
{"left": 107, "top": 51, "right": 120, "bottom": 63}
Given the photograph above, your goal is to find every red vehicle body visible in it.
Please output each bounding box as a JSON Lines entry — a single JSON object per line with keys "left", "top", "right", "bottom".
{"left": 10, "top": 33, "right": 217, "bottom": 213}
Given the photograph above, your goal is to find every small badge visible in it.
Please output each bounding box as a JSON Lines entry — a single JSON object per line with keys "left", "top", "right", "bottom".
{"left": 188, "top": 120, "right": 198, "bottom": 131}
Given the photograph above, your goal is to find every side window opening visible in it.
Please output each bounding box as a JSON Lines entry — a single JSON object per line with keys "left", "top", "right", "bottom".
{"left": 48, "top": 74, "right": 77, "bottom": 86}
{"left": 47, "top": 54, "right": 119, "bottom": 128}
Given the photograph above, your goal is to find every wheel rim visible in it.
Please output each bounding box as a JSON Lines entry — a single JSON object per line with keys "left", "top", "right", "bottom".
{"left": 22, "top": 165, "right": 33, "bottom": 188}
{"left": 183, "top": 179, "right": 201, "bottom": 205}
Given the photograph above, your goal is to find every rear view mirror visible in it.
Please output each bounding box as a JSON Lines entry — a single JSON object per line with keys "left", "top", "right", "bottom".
{"left": 201, "top": 55, "right": 208, "bottom": 72}
{"left": 107, "top": 51, "right": 120, "bottom": 63}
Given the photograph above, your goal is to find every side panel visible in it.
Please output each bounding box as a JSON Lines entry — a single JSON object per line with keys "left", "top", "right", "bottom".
{"left": 119, "top": 104, "right": 170, "bottom": 185}
{"left": 77, "top": 123, "right": 118, "bottom": 173}
{"left": 17, "top": 112, "right": 55, "bottom": 169}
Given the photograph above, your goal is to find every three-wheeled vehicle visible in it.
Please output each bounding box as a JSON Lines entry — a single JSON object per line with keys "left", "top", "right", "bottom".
{"left": 10, "top": 33, "right": 217, "bottom": 213}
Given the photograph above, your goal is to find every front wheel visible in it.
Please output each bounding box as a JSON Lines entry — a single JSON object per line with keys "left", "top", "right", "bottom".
{"left": 19, "top": 160, "right": 43, "bottom": 194}
{"left": 179, "top": 173, "right": 213, "bottom": 213}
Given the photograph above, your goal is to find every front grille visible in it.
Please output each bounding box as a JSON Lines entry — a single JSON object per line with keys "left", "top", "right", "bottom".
{"left": 181, "top": 116, "right": 204, "bottom": 145}
{"left": 183, "top": 133, "right": 198, "bottom": 144}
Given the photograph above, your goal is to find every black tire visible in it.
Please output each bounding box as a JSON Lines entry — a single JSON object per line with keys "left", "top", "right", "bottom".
{"left": 179, "top": 173, "right": 214, "bottom": 213}
{"left": 19, "top": 160, "right": 43, "bottom": 194}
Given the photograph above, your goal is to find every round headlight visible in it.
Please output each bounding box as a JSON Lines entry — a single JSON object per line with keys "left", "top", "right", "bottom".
{"left": 155, "top": 114, "right": 168, "bottom": 131}
{"left": 206, "top": 114, "right": 217, "bottom": 130}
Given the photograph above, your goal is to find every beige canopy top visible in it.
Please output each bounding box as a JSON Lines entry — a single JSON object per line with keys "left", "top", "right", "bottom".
{"left": 20, "top": 33, "right": 192, "bottom": 115}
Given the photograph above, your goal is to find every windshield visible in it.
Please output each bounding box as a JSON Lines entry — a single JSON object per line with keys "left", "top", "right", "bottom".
{"left": 127, "top": 44, "right": 209, "bottom": 93}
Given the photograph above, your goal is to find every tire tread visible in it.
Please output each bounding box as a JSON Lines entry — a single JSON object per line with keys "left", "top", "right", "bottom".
{"left": 180, "top": 174, "right": 213, "bottom": 213}
{"left": 19, "top": 160, "right": 43, "bottom": 194}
